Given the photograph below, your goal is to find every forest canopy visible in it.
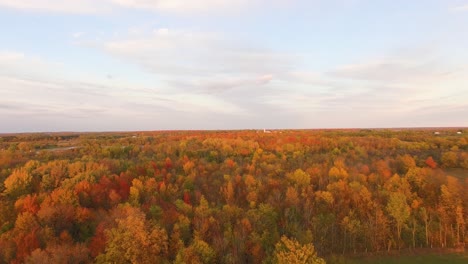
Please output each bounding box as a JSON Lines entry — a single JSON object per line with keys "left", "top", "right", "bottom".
{"left": 0, "top": 129, "right": 467, "bottom": 263}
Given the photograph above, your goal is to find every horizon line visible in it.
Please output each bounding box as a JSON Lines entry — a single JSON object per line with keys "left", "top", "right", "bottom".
{"left": 1, "top": 126, "right": 467, "bottom": 135}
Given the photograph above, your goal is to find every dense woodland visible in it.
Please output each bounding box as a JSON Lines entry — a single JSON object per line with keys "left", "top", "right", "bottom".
{"left": 0, "top": 129, "right": 467, "bottom": 263}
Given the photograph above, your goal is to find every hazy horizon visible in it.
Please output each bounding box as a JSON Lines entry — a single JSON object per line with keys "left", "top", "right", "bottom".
{"left": 1, "top": 0, "right": 468, "bottom": 132}
{"left": 1, "top": 126, "right": 467, "bottom": 135}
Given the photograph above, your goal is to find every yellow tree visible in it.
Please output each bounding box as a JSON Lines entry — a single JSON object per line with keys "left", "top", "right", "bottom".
{"left": 96, "top": 206, "right": 168, "bottom": 264}
{"left": 274, "top": 236, "right": 325, "bottom": 264}
{"left": 174, "top": 236, "right": 215, "bottom": 264}
{"left": 3, "top": 168, "right": 33, "bottom": 198}
{"left": 386, "top": 192, "right": 410, "bottom": 250}
{"left": 287, "top": 169, "right": 311, "bottom": 187}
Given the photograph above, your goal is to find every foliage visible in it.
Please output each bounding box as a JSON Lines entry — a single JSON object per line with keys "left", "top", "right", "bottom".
{"left": 0, "top": 129, "right": 466, "bottom": 263}
{"left": 275, "top": 236, "right": 326, "bottom": 264}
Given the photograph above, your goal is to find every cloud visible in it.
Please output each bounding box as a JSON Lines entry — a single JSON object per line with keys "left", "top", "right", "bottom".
{"left": 0, "top": 51, "right": 62, "bottom": 79}
{"left": 325, "top": 49, "right": 468, "bottom": 105}
{"left": 94, "top": 28, "right": 317, "bottom": 115}
{"left": 3, "top": 26, "right": 468, "bottom": 131}
{"left": 0, "top": 74, "right": 246, "bottom": 116}
{"left": 0, "top": 0, "right": 111, "bottom": 14}
{"left": 91, "top": 28, "right": 298, "bottom": 108}
{"left": 166, "top": 74, "right": 274, "bottom": 94}
{"left": 0, "top": 51, "right": 24, "bottom": 61}
{"left": 0, "top": 75, "right": 250, "bottom": 132}
{"left": 259, "top": 46, "right": 468, "bottom": 127}
{"left": 0, "top": 51, "right": 252, "bottom": 132}
{"left": 451, "top": 4, "right": 468, "bottom": 12}
{"left": 72, "top": 32, "right": 86, "bottom": 39}
{"left": 95, "top": 29, "right": 468, "bottom": 127}
{"left": 110, "top": 0, "right": 253, "bottom": 13}
{"left": 100, "top": 29, "right": 292, "bottom": 79}
{"left": 0, "top": 0, "right": 260, "bottom": 14}
{"left": 328, "top": 57, "right": 450, "bottom": 84}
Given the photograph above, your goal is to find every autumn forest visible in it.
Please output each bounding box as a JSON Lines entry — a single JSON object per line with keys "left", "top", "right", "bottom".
{"left": 0, "top": 129, "right": 467, "bottom": 263}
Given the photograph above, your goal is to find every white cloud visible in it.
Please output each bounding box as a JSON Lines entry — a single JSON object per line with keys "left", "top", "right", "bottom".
{"left": 0, "top": 0, "right": 111, "bottom": 14}
{"left": 0, "top": 0, "right": 259, "bottom": 14}
{"left": 100, "top": 29, "right": 292, "bottom": 78}
{"left": 89, "top": 28, "right": 297, "bottom": 114}
{"left": 164, "top": 74, "right": 274, "bottom": 94}
{"left": 0, "top": 51, "right": 60, "bottom": 78}
{"left": 0, "top": 50, "right": 252, "bottom": 132}
{"left": 110, "top": 0, "right": 252, "bottom": 13}
{"left": 260, "top": 49, "right": 468, "bottom": 127}
{"left": 93, "top": 29, "right": 468, "bottom": 126}
{"left": 2, "top": 30, "right": 468, "bottom": 131}
{"left": 72, "top": 32, "right": 86, "bottom": 39}
{"left": 329, "top": 57, "right": 448, "bottom": 84}
{"left": 0, "top": 51, "right": 25, "bottom": 61}
{"left": 451, "top": 4, "right": 468, "bottom": 12}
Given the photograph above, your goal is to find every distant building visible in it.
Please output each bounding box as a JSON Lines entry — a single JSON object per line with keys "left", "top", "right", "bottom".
{"left": 457, "top": 131, "right": 462, "bottom": 135}
{"left": 434, "top": 131, "right": 440, "bottom": 135}
{"left": 263, "top": 129, "right": 271, "bottom": 133}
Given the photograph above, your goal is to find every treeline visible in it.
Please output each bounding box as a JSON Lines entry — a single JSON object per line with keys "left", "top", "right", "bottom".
{"left": 0, "top": 129, "right": 467, "bottom": 263}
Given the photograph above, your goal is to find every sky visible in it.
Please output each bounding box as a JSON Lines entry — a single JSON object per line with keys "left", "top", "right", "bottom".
{"left": 1, "top": 0, "right": 468, "bottom": 132}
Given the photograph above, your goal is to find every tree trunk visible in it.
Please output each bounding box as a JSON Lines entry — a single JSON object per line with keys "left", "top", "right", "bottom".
{"left": 343, "top": 229, "right": 346, "bottom": 254}
{"left": 439, "top": 222, "right": 443, "bottom": 248}
{"left": 444, "top": 223, "right": 447, "bottom": 247}
{"left": 412, "top": 218, "right": 416, "bottom": 249}
{"left": 425, "top": 218, "right": 428, "bottom": 247}
{"left": 397, "top": 223, "right": 401, "bottom": 250}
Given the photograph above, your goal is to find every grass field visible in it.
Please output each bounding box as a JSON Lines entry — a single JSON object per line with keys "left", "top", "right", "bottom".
{"left": 327, "top": 252, "right": 468, "bottom": 264}
{"left": 443, "top": 168, "right": 468, "bottom": 180}
{"left": 358, "top": 253, "right": 468, "bottom": 264}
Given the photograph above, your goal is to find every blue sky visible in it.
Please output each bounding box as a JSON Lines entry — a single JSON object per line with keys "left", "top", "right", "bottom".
{"left": 1, "top": 0, "right": 468, "bottom": 132}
